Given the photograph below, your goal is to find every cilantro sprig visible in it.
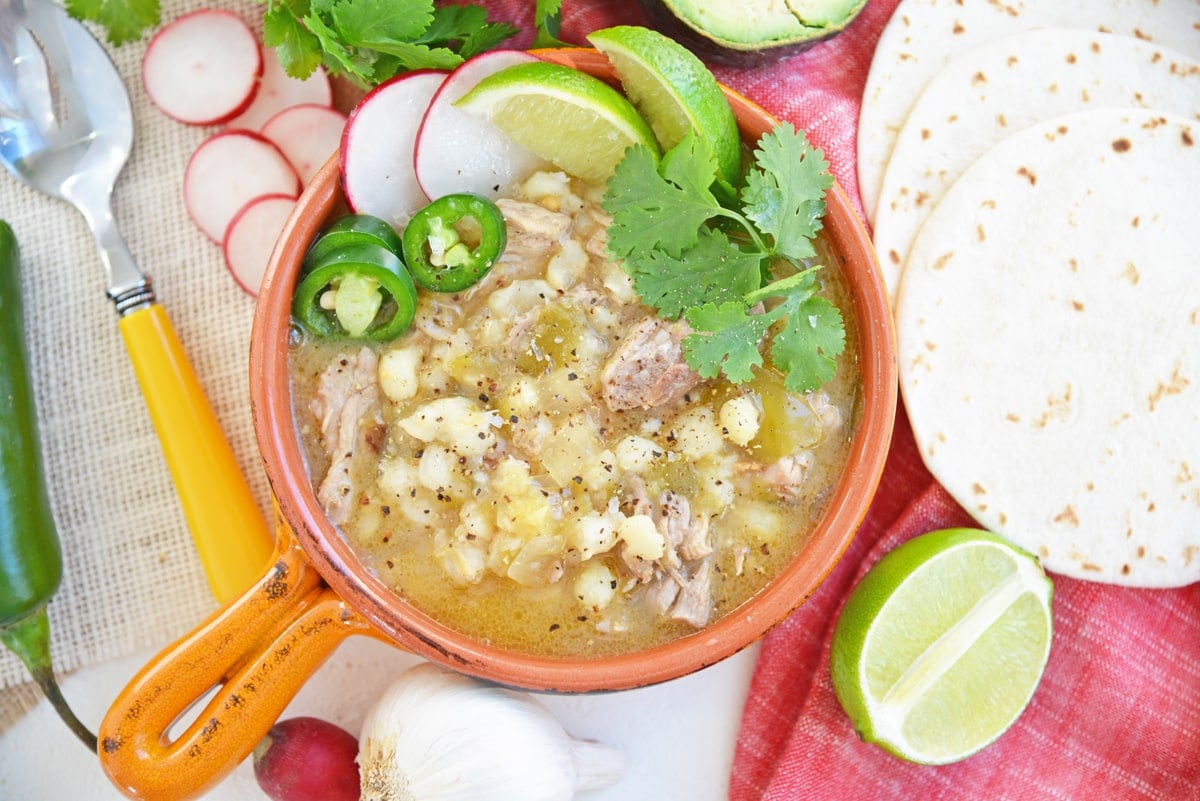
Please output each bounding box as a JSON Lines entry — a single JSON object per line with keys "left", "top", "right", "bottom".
{"left": 65, "top": 0, "right": 159, "bottom": 46}
{"left": 602, "top": 124, "right": 845, "bottom": 394}
{"left": 262, "top": 0, "right": 517, "bottom": 85}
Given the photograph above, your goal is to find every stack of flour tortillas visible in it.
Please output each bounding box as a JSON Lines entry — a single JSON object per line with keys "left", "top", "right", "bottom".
{"left": 859, "top": 0, "right": 1200, "bottom": 587}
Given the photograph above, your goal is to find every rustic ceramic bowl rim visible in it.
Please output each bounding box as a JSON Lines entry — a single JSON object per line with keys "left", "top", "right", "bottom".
{"left": 250, "top": 49, "right": 896, "bottom": 692}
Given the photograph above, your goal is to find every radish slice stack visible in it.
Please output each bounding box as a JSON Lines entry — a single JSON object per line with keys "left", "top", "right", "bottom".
{"left": 143, "top": 9, "right": 343, "bottom": 296}
{"left": 183, "top": 131, "right": 300, "bottom": 244}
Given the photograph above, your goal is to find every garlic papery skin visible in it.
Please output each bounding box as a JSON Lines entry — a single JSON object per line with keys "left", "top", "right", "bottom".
{"left": 358, "top": 662, "right": 626, "bottom": 801}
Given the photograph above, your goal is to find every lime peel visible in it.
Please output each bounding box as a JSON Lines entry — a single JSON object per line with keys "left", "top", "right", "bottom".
{"left": 454, "top": 61, "right": 660, "bottom": 184}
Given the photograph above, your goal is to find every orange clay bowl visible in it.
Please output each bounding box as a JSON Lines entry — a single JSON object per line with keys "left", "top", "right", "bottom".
{"left": 98, "top": 49, "right": 895, "bottom": 801}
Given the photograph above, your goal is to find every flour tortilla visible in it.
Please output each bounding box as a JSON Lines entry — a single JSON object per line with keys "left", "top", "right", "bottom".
{"left": 858, "top": 0, "right": 1200, "bottom": 224}
{"left": 872, "top": 29, "right": 1200, "bottom": 302}
{"left": 896, "top": 108, "right": 1200, "bottom": 587}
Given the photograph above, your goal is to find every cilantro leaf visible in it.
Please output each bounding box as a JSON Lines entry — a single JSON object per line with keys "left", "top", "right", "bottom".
{"left": 65, "top": 0, "right": 159, "bottom": 45}
{"left": 682, "top": 303, "right": 781, "bottom": 384}
{"left": 263, "top": 4, "right": 324, "bottom": 80}
{"left": 261, "top": 0, "right": 514, "bottom": 84}
{"left": 418, "top": 5, "right": 517, "bottom": 58}
{"left": 303, "top": 10, "right": 371, "bottom": 82}
{"left": 626, "top": 228, "right": 763, "bottom": 319}
{"left": 331, "top": 0, "right": 431, "bottom": 44}
{"left": 533, "top": 0, "right": 567, "bottom": 48}
{"left": 742, "top": 123, "right": 832, "bottom": 261}
{"left": 772, "top": 294, "right": 845, "bottom": 392}
{"left": 604, "top": 142, "right": 721, "bottom": 260}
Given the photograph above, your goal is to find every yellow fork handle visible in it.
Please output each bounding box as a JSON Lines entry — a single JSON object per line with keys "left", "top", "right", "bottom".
{"left": 118, "top": 303, "right": 274, "bottom": 602}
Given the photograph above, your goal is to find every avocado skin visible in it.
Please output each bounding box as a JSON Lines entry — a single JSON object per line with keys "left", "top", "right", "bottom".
{"left": 637, "top": 0, "right": 867, "bottom": 65}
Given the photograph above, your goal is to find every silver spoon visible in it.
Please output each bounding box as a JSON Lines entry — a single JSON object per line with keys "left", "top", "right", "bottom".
{"left": 0, "top": 0, "right": 273, "bottom": 601}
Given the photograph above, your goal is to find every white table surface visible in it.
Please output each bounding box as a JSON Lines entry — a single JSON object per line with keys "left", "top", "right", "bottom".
{"left": 0, "top": 637, "right": 757, "bottom": 800}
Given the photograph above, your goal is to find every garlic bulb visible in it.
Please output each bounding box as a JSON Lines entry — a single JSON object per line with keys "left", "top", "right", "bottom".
{"left": 358, "top": 663, "right": 626, "bottom": 801}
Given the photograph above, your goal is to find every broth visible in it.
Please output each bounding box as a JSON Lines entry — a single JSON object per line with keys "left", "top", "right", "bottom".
{"left": 290, "top": 170, "right": 861, "bottom": 658}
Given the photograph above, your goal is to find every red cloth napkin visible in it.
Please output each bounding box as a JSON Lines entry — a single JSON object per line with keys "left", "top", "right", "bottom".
{"left": 474, "top": 3, "right": 1200, "bottom": 798}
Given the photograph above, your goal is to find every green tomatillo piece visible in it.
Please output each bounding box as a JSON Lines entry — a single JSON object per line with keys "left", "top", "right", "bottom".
{"left": 293, "top": 243, "right": 418, "bottom": 341}
{"left": 0, "top": 220, "right": 97, "bottom": 752}
{"left": 402, "top": 193, "right": 507, "bottom": 293}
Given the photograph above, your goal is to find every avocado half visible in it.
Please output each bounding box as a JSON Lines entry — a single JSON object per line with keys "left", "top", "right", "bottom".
{"left": 637, "top": 0, "right": 868, "bottom": 64}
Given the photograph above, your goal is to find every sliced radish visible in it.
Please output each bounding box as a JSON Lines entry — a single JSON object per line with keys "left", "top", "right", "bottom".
{"left": 341, "top": 70, "right": 446, "bottom": 227}
{"left": 184, "top": 130, "right": 300, "bottom": 243}
{"left": 415, "top": 50, "right": 547, "bottom": 200}
{"left": 261, "top": 104, "right": 348, "bottom": 186}
{"left": 222, "top": 194, "right": 297, "bottom": 297}
{"left": 226, "top": 46, "right": 334, "bottom": 132}
{"left": 142, "top": 10, "right": 262, "bottom": 126}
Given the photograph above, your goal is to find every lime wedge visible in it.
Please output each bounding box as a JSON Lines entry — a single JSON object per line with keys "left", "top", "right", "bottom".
{"left": 830, "top": 527, "right": 1053, "bottom": 765}
{"left": 454, "top": 61, "right": 660, "bottom": 184}
{"left": 588, "top": 25, "right": 741, "bottom": 184}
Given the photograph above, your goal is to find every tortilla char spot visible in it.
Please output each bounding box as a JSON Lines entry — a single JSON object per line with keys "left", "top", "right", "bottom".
{"left": 972, "top": 482, "right": 986, "bottom": 495}
{"left": 1121, "top": 564, "right": 1131, "bottom": 576}
{"left": 1068, "top": 257, "right": 1079, "bottom": 272}
{"left": 998, "top": 512, "right": 1007, "bottom": 526}
{"left": 1112, "top": 137, "right": 1133, "bottom": 153}
{"left": 1178, "top": 462, "right": 1195, "bottom": 485}
{"left": 1039, "top": 546, "right": 1049, "bottom": 559}
{"left": 1090, "top": 41, "right": 1101, "bottom": 54}
{"left": 1017, "top": 166, "right": 1037, "bottom": 185}
{"left": 947, "top": 113, "right": 959, "bottom": 123}
{"left": 1183, "top": 128, "right": 1195, "bottom": 147}
{"left": 1066, "top": 53, "right": 1077, "bottom": 64}
{"left": 1086, "top": 482, "right": 1095, "bottom": 491}
{"left": 1191, "top": 309, "right": 1200, "bottom": 326}
{"left": 997, "top": 113, "right": 1008, "bottom": 128}
{"left": 982, "top": 199, "right": 997, "bottom": 209}
{"left": 1131, "top": 216, "right": 1140, "bottom": 228}
{"left": 1121, "top": 262, "right": 1140, "bottom": 284}
{"left": 1148, "top": 362, "right": 1189, "bottom": 412}
{"left": 1032, "top": 383, "right": 1074, "bottom": 429}
{"left": 1048, "top": 82, "right": 1059, "bottom": 94}
{"left": 888, "top": 249, "right": 901, "bottom": 265}
{"left": 1082, "top": 562, "right": 1101, "bottom": 572}
{"left": 1080, "top": 88, "right": 1091, "bottom": 103}
{"left": 1058, "top": 125, "right": 1069, "bottom": 136}
{"left": 1005, "top": 412, "right": 1020, "bottom": 423}
{"left": 924, "top": 340, "right": 936, "bottom": 352}
{"left": 1138, "top": 545, "right": 1146, "bottom": 558}
{"left": 952, "top": 20, "right": 965, "bottom": 34}
{"left": 1133, "top": 28, "right": 1150, "bottom": 42}
{"left": 921, "top": 128, "right": 931, "bottom": 141}
{"left": 931, "top": 251, "right": 954, "bottom": 271}
{"left": 1071, "top": 300, "right": 1085, "bottom": 312}
{"left": 1007, "top": 55, "right": 1018, "bottom": 67}
{"left": 1054, "top": 505, "right": 1080, "bottom": 527}
{"left": 977, "top": 224, "right": 986, "bottom": 242}
{"left": 972, "top": 70, "right": 987, "bottom": 85}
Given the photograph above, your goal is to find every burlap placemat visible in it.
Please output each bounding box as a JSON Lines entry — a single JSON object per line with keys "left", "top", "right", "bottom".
{"left": 0, "top": 0, "right": 273, "bottom": 702}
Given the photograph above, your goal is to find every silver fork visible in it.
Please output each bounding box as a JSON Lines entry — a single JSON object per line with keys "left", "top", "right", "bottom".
{"left": 0, "top": 0, "right": 274, "bottom": 601}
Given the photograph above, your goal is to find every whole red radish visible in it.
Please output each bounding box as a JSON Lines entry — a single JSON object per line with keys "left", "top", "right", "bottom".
{"left": 253, "top": 717, "right": 360, "bottom": 801}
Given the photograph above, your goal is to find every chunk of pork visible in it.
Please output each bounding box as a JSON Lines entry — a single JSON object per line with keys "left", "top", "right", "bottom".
{"left": 310, "top": 347, "right": 384, "bottom": 525}
{"left": 602, "top": 317, "right": 702, "bottom": 412}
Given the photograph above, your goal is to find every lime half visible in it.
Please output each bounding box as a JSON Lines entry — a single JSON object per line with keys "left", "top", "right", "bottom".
{"left": 830, "top": 528, "right": 1053, "bottom": 765}
{"left": 455, "top": 61, "right": 660, "bottom": 184}
{"left": 588, "top": 25, "right": 741, "bottom": 184}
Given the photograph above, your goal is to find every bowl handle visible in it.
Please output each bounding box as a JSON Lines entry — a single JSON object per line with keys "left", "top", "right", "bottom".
{"left": 97, "top": 520, "right": 380, "bottom": 801}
